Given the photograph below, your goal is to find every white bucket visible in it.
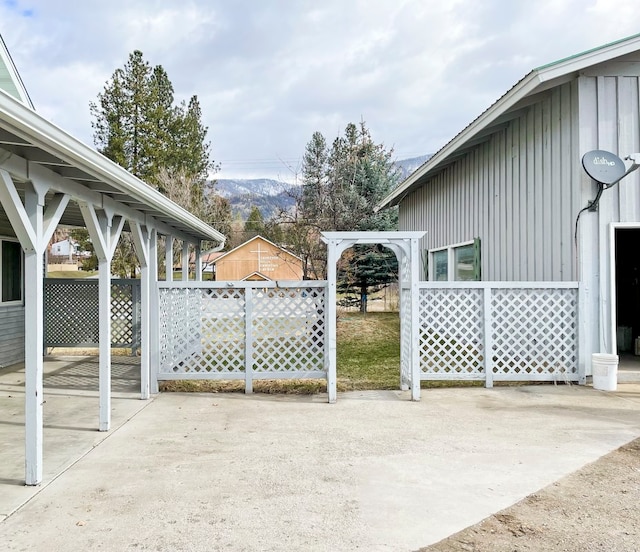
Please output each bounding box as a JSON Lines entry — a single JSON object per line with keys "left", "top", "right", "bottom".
{"left": 591, "top": 353, "right": 618, "bottom": 391}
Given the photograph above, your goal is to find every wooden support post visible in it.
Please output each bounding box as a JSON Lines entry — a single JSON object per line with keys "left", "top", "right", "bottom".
{"left": 0, "top": 170, "right": 69, "bottom": 485}
{"left": 410, "top": 237, "right": 421, "bottom": 401}
{"left": 165, "top": 235, "right": 173, "bottom": 282}
{"left": 79, "top": 202, "right": 124, "bottom": 432}
{"left": 326, "top": 240, "right": 338, "bottom": 403}
{"left": 244, "top": 287, "right": 254, "bottom": 394}
{"left": 483, "top": 287, "right": 494, "bottom": 388}
{"left": 182, "top": 241, "right": 189, "bottom": 281}
{"left": 131, "top": 222, "right": 150, "bottom": 399}
{"left": 195, "top": 243, "right": 202, "bottom": 282}
{"left": 149, "top": 229, "right": 160, "bottom": 394}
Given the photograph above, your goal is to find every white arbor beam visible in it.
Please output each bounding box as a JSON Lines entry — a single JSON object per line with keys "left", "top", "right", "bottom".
{"left": 0, "top": 169, "right": 37, "bottom": 252}
{"left": 79, "top": 201, "right": 125, "bottom": 431}
{"left": 131, "top": 222, "right": 151, "bottom": 400}
{"left": 0, "top": 170, "right": 68, "bottom": 485}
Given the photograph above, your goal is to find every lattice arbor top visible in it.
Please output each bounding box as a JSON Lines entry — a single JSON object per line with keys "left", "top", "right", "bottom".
{"left": 321, "top": 231, "right": 426, "bottom": 402}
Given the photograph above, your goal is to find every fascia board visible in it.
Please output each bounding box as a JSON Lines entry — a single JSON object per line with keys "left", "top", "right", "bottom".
{"left": 377, "top": 72, "right": 542, "bottom": 210}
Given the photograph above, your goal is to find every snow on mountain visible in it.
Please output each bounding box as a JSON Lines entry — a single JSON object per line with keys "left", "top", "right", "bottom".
{"left": 207, "top": 155, "right": 432, "bottom": 219}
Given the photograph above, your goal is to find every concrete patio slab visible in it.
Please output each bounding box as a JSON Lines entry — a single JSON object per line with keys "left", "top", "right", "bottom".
{"left": 0, "top": 356, "right": 151, "bottom": 522}
{"left": 1, "top": 381, "right": 640, "bottom": 551}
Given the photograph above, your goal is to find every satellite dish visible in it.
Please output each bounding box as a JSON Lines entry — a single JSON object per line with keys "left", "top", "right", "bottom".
{"left": 582, "top": 150, "right": 626, "bottom": 186}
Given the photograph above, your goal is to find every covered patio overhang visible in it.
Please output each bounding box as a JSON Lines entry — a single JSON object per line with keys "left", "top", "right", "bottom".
{"left": 0, "top": 88, "right": 225, "bottom": 485}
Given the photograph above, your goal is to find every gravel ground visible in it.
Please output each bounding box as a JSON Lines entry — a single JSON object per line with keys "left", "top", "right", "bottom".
{"left": 421, "top": 438, "right": 640, "bottom": 552}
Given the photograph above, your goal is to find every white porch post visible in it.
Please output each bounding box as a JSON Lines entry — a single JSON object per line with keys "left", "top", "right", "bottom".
{"left": 165, "top": 235, "right": 174, "bottom": 282}
{"left": 0, "top": 170, "right": 69, "bottom": 485}
{"left": 182, "top": 241, "right": 189, "bottom": 281}
{"left": 131, "top": 222, "right": 150, "bottom": 399}
{"left": 79, "top": 202, "right": 124, "bottom": 431}
{"left": 409, "top": 237, "right": 421, "bottom": 401}
{"left": 326, "top": 239, "right": 338, "bottom": 403}
{"left": 149, "top": 229, "right": 160, "bottom": 394}
{"left": 195, "top": 243, "right": 202, "bottom": 282}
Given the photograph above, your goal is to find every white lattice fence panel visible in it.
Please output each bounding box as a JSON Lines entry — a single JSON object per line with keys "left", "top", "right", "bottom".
{"left": 418, "top": 288, "right": 485, "bottom": 379}
{"left": 491, "top": 288, "right": 578, "bottom": 380}
{"left": 251, "top": 287, "right": 326, "bottom": 374}
{"left": 159, "top": 287, "right": 246, "bottom": 376}
{"left": 44, "top": 279, "right": 140, "bottom": 348}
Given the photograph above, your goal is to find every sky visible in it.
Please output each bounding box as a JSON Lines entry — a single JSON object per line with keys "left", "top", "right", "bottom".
{"left": 1, "top": 0, "right": 639, "bottom": 183}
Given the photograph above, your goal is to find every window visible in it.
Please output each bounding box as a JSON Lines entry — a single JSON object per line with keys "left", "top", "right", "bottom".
{"left": 428, "top": 239, "right": 481, "bottom": 281}
{"left": 1, "top": 239, "right": 23, "bottom": 303}
{"left": 432, "top": 250, "right": 448, "bottom": 281}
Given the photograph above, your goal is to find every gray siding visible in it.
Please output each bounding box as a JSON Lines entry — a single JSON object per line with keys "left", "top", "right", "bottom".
{"left": 0, "top": 304, "right": 25, "bottom": 367}
{"left": 399, "top": 81, "right": 581, "bottom": 281}
{"left": 578, "top": 69, "right": 640, "bottom": 355}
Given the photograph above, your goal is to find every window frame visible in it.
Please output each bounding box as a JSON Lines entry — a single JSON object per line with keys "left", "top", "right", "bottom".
{"left": 428, "top": 239, "right": 480, "bottom": 282}
{"left": 0, "top": 237, "right": 24, "bottom": 306}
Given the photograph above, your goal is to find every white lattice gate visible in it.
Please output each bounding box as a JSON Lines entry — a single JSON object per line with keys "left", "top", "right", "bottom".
{"left": 418, "top": 282, "right": 580, "bottom": 385}
{"left": 157, "top": 281, "right": 327, "bottom": 392}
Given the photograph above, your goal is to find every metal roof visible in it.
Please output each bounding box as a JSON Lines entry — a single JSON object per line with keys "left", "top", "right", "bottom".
{"left": 377, "top": 33, "right": 640, "bottom": 210}
{"left": 0, "top": 87, "right": 225, "bottom": 244}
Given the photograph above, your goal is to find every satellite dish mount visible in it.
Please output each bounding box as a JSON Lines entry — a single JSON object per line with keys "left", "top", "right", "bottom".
{"left": 581, "top": 150, "right": 640, "bottom": 211}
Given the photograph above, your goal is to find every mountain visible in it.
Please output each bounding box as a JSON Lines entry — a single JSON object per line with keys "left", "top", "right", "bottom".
{"left": 394, "top": 154, "right": 432, "bottom": 180}
{"left": 208, "top": 178, "right": 296, "bottom": 219}
{"left": 208, "top": 155, "right": 432, "bottom": 220}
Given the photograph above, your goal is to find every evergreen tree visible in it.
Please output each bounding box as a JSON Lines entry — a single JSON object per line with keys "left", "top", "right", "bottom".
{"left": 337, "top": 245, "right": 398, "bottom": 313}
{"left": 90, "top": 50, "right": 229, "bottom": 276}
{"left": 244, "top": 206, "right": 266, "bottom": 240}
{"left": 282, "top": 120, "right": 400, "bottom": 307}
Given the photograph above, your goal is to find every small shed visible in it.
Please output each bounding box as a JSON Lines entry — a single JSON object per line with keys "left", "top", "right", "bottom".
{"left": 213, "top": 235, "right": 303, "bottom": 281}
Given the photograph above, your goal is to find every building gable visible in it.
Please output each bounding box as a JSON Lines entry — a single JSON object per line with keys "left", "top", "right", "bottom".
{"left": 0, "top": 34, "right": 33, "bottom": 108}
{"left": 214, "top": 235, "right": 303, "bottom": 281}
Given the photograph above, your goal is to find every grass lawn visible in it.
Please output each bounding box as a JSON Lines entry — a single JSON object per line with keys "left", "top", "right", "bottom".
{"left": 159, "top": 311, "right": 485, "bottom": 395}
{"left": 336, "top": 312, "right": 400, "bottom": 390}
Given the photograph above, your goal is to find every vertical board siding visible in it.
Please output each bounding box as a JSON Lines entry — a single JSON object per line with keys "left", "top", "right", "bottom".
{"left": 400, "top": 81, "right": 579, "bottom": 281}
{"left": 0, "top": 305, "right": 25, "bottom": 367}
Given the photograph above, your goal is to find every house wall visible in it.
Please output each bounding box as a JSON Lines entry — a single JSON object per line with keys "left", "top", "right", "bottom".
{"left": 577, "top": 61, "right": 640, "bottom": 355}
{"left": 0, "top": 304, "right": 25, "bottom": 367}
{"left": 399, "top": 80, "right": 581, "bottom": 281}
{"left": 215, "top": 239, "right": 303, "bottom": 281}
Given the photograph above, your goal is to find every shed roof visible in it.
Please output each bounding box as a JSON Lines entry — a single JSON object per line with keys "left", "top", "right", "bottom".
{"left": 377, "top": 33, "right": 640, "bottom": 210}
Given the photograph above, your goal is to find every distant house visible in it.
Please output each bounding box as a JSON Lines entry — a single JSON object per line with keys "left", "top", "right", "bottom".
{"left": 50, "top": 238, "right": 79, "bottom": 258}
{"left": 213, "top": 235, "right": 303, "bottom": 281}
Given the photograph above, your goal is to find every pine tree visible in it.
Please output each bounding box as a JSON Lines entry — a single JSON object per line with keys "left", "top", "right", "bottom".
{"left": 90, "top": 50, "right": 229, "bottom": 276}
{"left": 244, "top": 206, "right": 266, "bottom": 240}
{"left": 282, "top": 120, "right": 400, "bottom": 307}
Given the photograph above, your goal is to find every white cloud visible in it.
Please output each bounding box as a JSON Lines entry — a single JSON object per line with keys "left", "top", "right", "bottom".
{"left": 2, "top": 0, "right": 640, "bottom": 179}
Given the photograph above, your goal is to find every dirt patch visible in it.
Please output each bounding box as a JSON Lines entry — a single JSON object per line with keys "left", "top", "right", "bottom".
{"left": 420, "top": 438, "right": 640, "bottom": 551}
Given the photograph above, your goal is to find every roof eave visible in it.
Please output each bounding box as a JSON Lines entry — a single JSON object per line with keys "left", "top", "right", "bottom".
{"left": 377, "top": 33, "right": 640, "bottom": 211}
{"left": 0, "top": 90, "right": 225, "bottom": 244}
{"left": 376, "top": 71, "right": 543, "bottom": 210}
